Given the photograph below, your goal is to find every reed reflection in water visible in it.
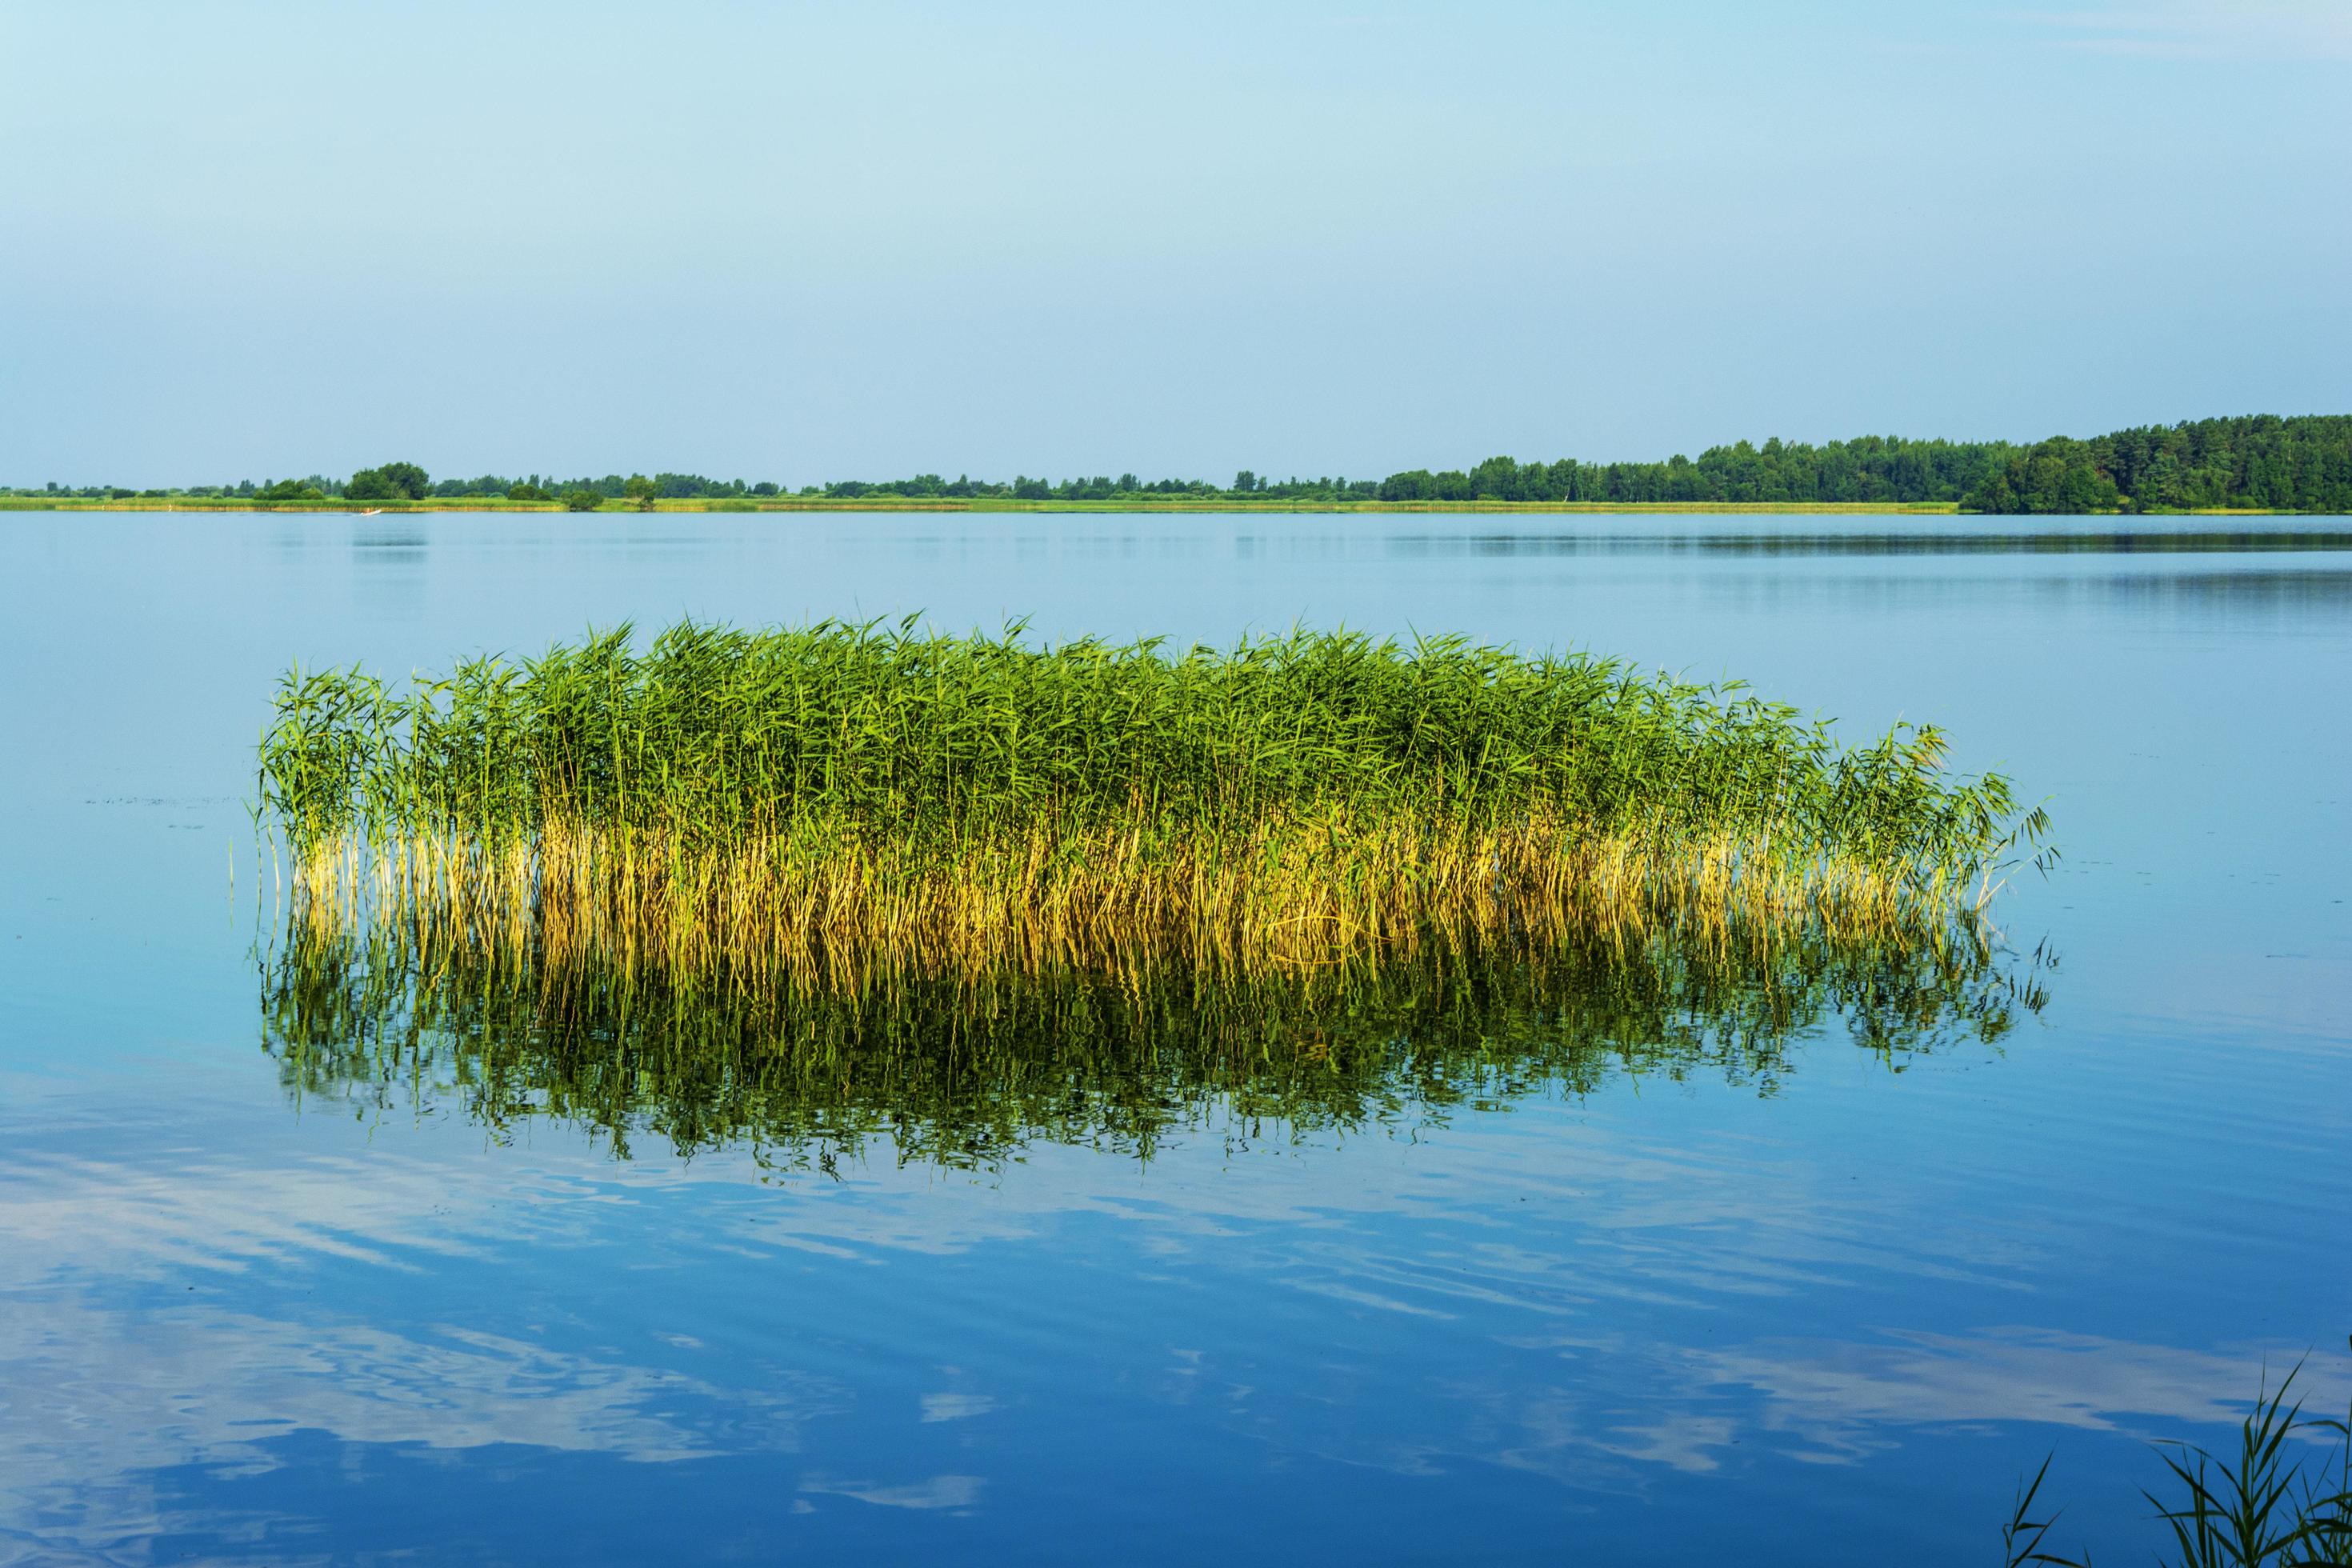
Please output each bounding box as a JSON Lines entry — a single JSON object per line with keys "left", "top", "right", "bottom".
{"left": 260, "top": 921, "right": 2050, "bottom": 1168}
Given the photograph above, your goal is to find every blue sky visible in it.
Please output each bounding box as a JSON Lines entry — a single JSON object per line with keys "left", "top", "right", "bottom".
{"left": 2, "top": 0, "right": 2346, "bottom": 486}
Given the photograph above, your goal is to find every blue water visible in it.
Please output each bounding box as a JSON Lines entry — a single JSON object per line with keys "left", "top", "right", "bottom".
{"left": 2, "top": 512, "right": 2347, "bottom": 1565}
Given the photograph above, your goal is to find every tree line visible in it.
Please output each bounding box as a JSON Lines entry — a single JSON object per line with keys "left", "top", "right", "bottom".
{"left": 794, "top": 415, "right": 2352, "bottom": 511}
{"left": 11, "top": 415, "right": 2348, "bottom": 512}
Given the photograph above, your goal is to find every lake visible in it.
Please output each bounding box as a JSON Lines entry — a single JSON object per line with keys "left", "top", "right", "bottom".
{"left": 2, "top": 512, "right": 2346, "bottom": 1564}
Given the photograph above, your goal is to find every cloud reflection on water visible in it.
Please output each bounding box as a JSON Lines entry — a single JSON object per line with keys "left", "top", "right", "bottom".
{"left": 0, "top": 1102, "right": 2339, "bottom": 1556}
{"left": 0, "top": 1292, "right": 843, "bottom": 1561}
{"left": 1686, "top": 1326, "right": 2342, "bottom": 1462}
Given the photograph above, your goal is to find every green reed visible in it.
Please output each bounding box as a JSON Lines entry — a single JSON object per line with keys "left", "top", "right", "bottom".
{"left": 258, "top": 619, "right": 2050, "bottom": 971}
{"left": 2005, "top": 1349, "right": 2352, "bottom": 1567}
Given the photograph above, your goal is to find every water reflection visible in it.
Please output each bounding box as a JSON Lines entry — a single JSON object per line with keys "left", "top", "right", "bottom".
{"left": 1679, "top": 1328, "right": 2338, "bottom": 1460}
{"left": 349, "top": 522, "right": 429, "bottom": 554}
{"left": 0, "top": 1295, "right": 829, "bottom": 1468}
{"left": 1658, "top": 565, "right": 2352, "bottom": 629}
{"left": 260, "top": 925, "right": 2049, "bottom": 1167}
{"left": 1388, "top": 529, "right": 2352, "bottom": 558}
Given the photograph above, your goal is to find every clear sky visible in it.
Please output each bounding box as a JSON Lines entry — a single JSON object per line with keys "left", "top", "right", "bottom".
{"left": 3, "top": 0, "right": 2346, "bottom": 487}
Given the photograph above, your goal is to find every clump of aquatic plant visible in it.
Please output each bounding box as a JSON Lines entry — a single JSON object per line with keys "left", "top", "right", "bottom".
{"left": 262, "top": 918, "right": 2045, "bottom": 1166}
{"left": 258, "top": 619, "right": 2049, "bottom": 974}
{"left": 2003, "top": 1349, "right": 2352, "bottom": 1567}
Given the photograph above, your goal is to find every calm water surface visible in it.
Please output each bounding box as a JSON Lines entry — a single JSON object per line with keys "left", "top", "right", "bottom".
{"left": 2, "top": 513, "right": 2347, "bottom": 1564}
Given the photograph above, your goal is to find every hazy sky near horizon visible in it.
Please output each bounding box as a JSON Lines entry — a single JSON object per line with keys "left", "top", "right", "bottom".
{"left": 3, "top": 0, "right": 2347, "bottom": 486}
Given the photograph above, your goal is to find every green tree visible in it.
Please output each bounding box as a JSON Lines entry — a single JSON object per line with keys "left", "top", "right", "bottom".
{"left": 562, "top": 489, "right": 602, "bottom": 512}
{"left": 1961, "top": 468, "right": 2020, "bottom": 514}
{"left": 347, "top": 462, "right": 430, "bottom": 502}
{"left": 377, "top": 461, "right": 429, "bottom": 499}
{"left": 623, "top": 474, "right": 659, "bottom": 511}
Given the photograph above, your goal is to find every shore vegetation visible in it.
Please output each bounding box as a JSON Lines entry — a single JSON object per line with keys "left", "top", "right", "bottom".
{"left": 14, "top": 414, "right": 2350, "bottom": 515}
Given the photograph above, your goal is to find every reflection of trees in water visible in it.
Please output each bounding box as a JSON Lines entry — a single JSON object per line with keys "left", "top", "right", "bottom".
{"left": 2062, "top": 568, "right": 2352, "bottom": 617}
{"left": 1403, "top": 530, "right": 2352, "bottom": 560}
{"left": 261, "top": 926, "right": 2048, "bottom": 1169}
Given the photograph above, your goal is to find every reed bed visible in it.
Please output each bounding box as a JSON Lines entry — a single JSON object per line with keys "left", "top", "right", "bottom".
{"left": 258, "top": 620, "right": 2047, "bottom": 977}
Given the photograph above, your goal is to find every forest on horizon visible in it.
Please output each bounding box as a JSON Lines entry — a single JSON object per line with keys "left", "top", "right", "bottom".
{"left": 12, "top": 414, "right": 2349, "bottom": 514}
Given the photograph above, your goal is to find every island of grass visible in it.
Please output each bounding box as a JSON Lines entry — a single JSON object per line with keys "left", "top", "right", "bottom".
{"left": 259, "top": 621, "right": 2050, "bottom": 976}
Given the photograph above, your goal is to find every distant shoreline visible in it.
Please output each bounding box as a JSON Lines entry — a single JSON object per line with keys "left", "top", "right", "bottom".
{"left": 0, "top": 497, "right": 2312, "bottom": 517}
